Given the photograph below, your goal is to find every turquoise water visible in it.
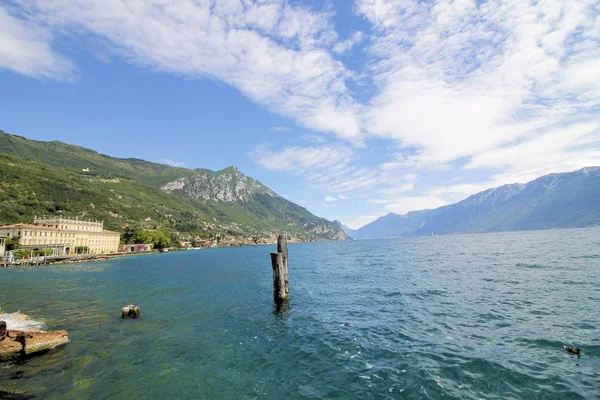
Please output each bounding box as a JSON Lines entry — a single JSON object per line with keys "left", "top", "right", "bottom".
{"left": 1, "top": 228, "right": 599, "bottom": 399}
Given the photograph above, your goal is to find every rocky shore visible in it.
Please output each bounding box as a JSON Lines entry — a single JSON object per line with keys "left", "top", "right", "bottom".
{"left": 0, "top": 325, "right": 69, "bottom": 361}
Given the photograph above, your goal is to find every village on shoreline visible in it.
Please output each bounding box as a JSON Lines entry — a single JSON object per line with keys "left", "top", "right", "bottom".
{"left": 0, "top": 216, "right": 321, "bottom": 267}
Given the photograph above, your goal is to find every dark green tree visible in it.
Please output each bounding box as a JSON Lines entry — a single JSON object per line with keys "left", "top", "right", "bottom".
{"left": 6, "top": 236, "right": 20, "bottom": 251}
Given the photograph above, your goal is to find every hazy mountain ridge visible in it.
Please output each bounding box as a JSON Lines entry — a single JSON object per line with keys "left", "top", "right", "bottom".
{"left": 0, "top": 130, "right": 346, "bottom": 241}
{"left": 345, "top": 167, "right": 600, "bottom": 239}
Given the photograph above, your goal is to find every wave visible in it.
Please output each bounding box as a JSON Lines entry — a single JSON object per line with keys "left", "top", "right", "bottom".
{"left": 515, "top": 262, "right": 547, "bottom": 268}
{"left": 0, "top": 310, "right": 44, "bottom": 330}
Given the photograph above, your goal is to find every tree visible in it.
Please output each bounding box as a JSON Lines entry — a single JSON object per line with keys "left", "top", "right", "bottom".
{"left": 6, "top": 236, "right": 20, "bottom": 251}
{"left": 168, "top": 231, "right": 181, "bottom": 248}
{"left": 132, "top": 230, "right": 172, "bottom": 249}
{"left": 122, "top": 226, "right": 137, "bottom": 244}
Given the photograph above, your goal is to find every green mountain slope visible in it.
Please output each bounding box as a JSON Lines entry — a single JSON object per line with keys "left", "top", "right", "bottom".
{"left": 0, "top": 130, "right": 346, "bottom": 243}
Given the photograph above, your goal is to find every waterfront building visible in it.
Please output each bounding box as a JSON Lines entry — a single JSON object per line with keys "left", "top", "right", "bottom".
{"left": 0, "top": 235, "right": 6, "bottom": 257}
{"left": 0, "top": 217, "right": 121, "bottom": 255}
{"left": 119, "top": 243, "right": 152, "bottom": 253}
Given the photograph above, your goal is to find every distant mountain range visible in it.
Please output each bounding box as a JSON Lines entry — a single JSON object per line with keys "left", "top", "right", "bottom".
{"left": 345, "top": 167, "right": 600, "bottom": 239}
{"left": 0, "top": 129, "right": 346, "bottom": 242}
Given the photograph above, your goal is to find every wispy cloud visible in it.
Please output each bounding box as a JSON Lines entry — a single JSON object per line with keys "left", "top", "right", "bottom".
{"left": 3, "top": 1, "right": 362, "bottom": 143}
{"left": 253, "top": 144, "right": 353, "bottom": 174}
{"left": 160, "top": 158, "right": 186, "bottom": 168}
{"left": 345, "top": 214, "right": 381, "bottom": 230}
{"left": 271, "top": 126, "right": 291, "bottom": 132}
{"left": 253, "top": 143, "right": 397, "bottom": 194}
{"left": 0, "top": 7, "right": 76, "bottom": 80}
{"left": 333, "top": 31, "right": 365, "bottom": 54}
{"left": 324, "top": 195, "right": 336, "bottom": 202}
{"left": 357, "top": 0, "right": 600, "bottom": 169}
{"left": 379, "top": 183, "right": 415, "bottom": 195}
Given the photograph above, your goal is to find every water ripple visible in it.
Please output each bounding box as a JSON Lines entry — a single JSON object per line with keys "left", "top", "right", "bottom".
{"left": 0, "top": 228, "right": 599, "bottom": 399}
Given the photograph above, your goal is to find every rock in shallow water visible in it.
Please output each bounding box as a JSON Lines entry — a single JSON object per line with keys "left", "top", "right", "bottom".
{"left": 121, "top": 305, "right": 140, "bottom": 319}
{"left": 0, "top": 328, "right": 69, "bottom": 361}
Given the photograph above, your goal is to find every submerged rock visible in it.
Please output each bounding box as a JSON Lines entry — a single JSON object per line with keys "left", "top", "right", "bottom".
{"left": 564, "top": 345, "right": 582, "bottom": 355}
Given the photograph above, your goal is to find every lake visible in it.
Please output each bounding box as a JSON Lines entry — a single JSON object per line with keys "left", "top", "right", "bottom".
{"left": 1, "top": 228, "right": 599, "bottom": 399}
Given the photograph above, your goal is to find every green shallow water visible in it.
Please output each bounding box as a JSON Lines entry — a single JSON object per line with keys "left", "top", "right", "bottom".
{"left": 1, "top": 227, "right": 599, "bottom": 399}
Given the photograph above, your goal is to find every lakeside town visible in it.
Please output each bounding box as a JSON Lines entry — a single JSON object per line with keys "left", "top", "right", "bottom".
{"left": 0, "top": 216, "right": 301, "bottom": 266}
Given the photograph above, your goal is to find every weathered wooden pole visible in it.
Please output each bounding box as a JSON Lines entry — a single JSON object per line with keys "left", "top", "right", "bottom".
{"left": 270, "top": 252, "right": 287, "bottom": 303}
{"left": 277, "top": 234, "right": 289, "bottom": 297}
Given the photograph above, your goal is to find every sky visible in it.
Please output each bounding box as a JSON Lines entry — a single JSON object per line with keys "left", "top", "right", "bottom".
{"left": 0, "top": 0, "right": 599, "bottom": 229}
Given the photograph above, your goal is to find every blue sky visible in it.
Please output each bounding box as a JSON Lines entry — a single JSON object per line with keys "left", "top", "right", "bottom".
{"left": 1, "top": 0, "right": 599, "bottom": 229}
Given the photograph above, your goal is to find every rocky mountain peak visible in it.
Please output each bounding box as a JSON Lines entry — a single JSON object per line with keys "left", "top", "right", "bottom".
{"left": 161, "top": 167, "right": 276, "bottom": 202}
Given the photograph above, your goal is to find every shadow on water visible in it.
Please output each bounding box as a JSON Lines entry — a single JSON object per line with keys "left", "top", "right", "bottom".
{"left": 273, "top": 300, "right": 291, "bottom": 318}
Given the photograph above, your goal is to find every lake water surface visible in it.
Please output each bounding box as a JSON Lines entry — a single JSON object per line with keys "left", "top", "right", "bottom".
{"left": 1, "top": 228, "right": 599, "bottom": 399}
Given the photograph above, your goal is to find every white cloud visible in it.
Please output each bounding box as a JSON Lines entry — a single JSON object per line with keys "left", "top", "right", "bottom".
{"left": 344, "top": 214, "right": 380, "bottom": 230}
{"left": 379, "top": 183, "right": 415, "bottom": 195}
{"left": 160, "top": 158, "right": 186, "bottom": 168}
{"left": 404, "top": 174, "right": 418, "bottom": 182}
{"left": 384, "top": 196, "right": 448, "bottom": 215}
{"left": 367, "top": 198, "right": 388, "bottom": 204}
{"left": 0, "top": 7, "right": 76, "bottom": 80}
{"left": 253, "top": 143, "right": 391, "bottom": 194}
{"left": 324, "top": 195, "right": 336, "bottom": 202}
{"left": 254, "top": 144, "right": 353, "bottom": 173}
{"left": 333, "top": 31, "right": 365, "bottom": 54}
{"left": 298, "top": 134, "right": 327, "bottom": 143}
{"left": 338, "top": 194, "right": 348, "bottom": 200}
{"left": 466, "top": 122, "right": 600, "bottom": 171}
{"left": 357, "top": 0, "right": 600, "bottom": 167}
{"left": 5, "top": 0, "right": 362, "bottom": 142}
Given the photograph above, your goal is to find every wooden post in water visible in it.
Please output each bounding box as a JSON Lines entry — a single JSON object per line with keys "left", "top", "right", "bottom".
{"left": 277, "top": 234, "right": 289, "bottom": 297}
{"left": 270, "top": 252, "right": 287, "bottom": 303}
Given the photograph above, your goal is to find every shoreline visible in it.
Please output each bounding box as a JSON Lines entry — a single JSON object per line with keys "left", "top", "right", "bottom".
{"left": 2, "top": 237, "right": 349, "bottom": 267}
{"left": 1, "top": 250, "right": 156, "bottom": 267}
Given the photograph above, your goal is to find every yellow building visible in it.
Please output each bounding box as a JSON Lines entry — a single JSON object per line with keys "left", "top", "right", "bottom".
{"left": 0, "top": 217, "right": 121, "bottom": 255}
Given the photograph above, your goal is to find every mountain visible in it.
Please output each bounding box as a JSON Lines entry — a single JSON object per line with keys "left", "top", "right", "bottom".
{"left": 346, "top": 210, "right": 430, "bottom": 239}
{"left": 335, "top": 221, "right": 358, "bottom": 239}
{"left": 332, "top": 220, "right": 356, "bottom": 239}
{"left": 0, "top": 130, "right": 346, "bottom": 243}
{"left": 347, "top": 167, "right": 600, "bottom": 239}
